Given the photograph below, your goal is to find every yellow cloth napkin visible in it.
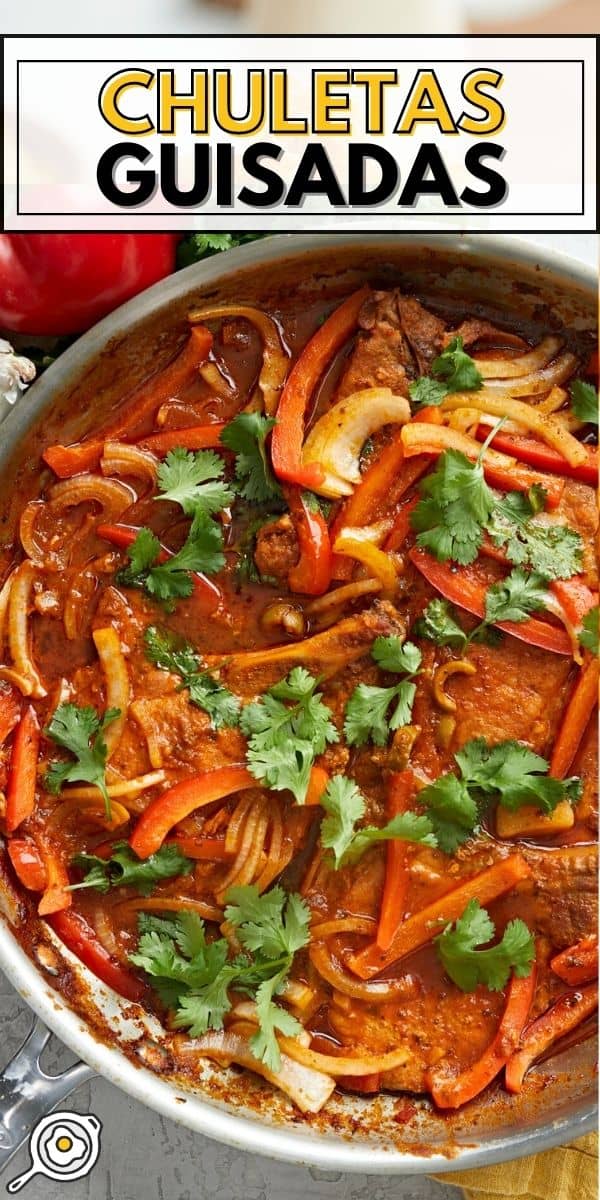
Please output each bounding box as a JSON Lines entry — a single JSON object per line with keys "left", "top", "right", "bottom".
{"left": 433, "top": 1133, "right": 598, "bottom": 1200}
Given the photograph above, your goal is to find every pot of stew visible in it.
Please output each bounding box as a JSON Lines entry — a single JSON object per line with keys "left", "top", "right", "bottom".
{"left": 0, "top": 234, "right": 597, "bottom": 1173}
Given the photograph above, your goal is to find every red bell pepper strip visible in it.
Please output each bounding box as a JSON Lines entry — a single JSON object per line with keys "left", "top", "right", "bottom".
{"left": 336, "top": 1073, "right": 382, "bottom": 1094}
{"left": 7, "top": 838, "right": 48, "bottom": 892}
{"left": 166, "top": 836, "right": 232, "bottom": 862}
{"left": 505, "top": 983, "right": 598, "bottom": 1094}
{"left": 550, "top": 654, "right": 599, "bottom": 778}
{"left": 549, "top": 578, "right": 597, "bottom": 628}
{"left": 0, "top": 687, "right": 21, "bottom": 745}
{"left": 384, "top": 496, "right": 420, "bottom": 553}
{"left": 286, "top": 490, "right": 332, "bottom": 596}
{"left": 138, "top": 423, "right": 227, "bottom": 456}
{"left": 409, "top": 548, "right": 572, "bottom": 656}
{"left": 376, "top": 771, "right": 418, "bottom": 952}
{"left": 129, "top": 766, "right": 256, "bottom": 859}
{"left": 43, "top": 324, "right": 213, "bottom": 478}
{"left": 349, "top": 854, "right": 531, "bottom": 980}
{"left": 48, "top": 909, "right": 146, "bottom": 1002}
{"left": 96, "top": 523, "right": 222, "bottom": 614}
{"left": 402, "top": 424, "right": 565, "bottom": 508}
{"left": 5, "top": 706, "right": 40, "bottom": 834}
{"left": 0, "top": 234, "right": 180, "bottom": 336}
{"left": 475, "top": 426, "right": 598, "bottom": 487}
{"left": 38, "top": 847, "right": 72, "bottom": 916}
{"left": 271, "top": 287, "right": 370, "bottom": 490}
{"left": 551, "top": 936, "right": 598, "bottom": 986}
{"left": 430, "top": 969, "right": 536, "bottom": 1109}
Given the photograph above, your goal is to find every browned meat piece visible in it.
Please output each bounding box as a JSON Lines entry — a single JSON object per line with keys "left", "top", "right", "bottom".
{"left": 445, "top": 318, "right": 529, "bottom": 350}
{"left": 130, "top": 691, "right": 247, "bottom": 770}
{"left": 519, "top": 845, "right": 598, "bottom": 950}
{"left": 396, "top": 295, "right": 446, "bottom": 374}
{"left": 205, "top": 600, "right": 406, "bottom": 696}
{"left": 337, "top": 291, "right": 415, "bottom": 399}
{"left": 253, "top": 515, "right": 299, "bottom": 582}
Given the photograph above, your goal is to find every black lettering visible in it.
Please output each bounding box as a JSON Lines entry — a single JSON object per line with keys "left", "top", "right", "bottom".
{"left": 398, "top": 143, "right": 459, "bottom": 207}
{"left": 286, "top": 143, "right": 345, "bottom": 206}
{"left": 161, "top": 144, "right": 210, "bottom": 207}
{"left": 96, "top": 143, "right": 155, "bottom": 207}
{"left": 348, "top": 144, "right": 398, "bottom": 205}
{"left": 461, "top": 143, "right": 507, "bottom": 207}
{"left": 239, "top": 142, "right": 285, "bottom": 207}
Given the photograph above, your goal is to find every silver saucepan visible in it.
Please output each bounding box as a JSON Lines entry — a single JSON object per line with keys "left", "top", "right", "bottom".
{"left": 0, "top": 234, "right": 596, "bottom": 1175}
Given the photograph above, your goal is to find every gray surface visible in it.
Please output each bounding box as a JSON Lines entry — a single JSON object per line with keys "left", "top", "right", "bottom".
{"left": 0, "top": 976, "right": 458, "bottom": 1200}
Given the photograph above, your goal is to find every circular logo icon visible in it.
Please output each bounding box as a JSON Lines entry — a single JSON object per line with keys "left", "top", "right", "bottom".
{"left": 7, "top": 1112, "right": 102, "bottom": 1193}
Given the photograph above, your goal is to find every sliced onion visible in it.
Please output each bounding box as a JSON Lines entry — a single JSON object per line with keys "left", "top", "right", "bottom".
{"left": 0, "top": 570, "right": 14, "bottom": 659}
{"left": 282, "top": 978, "right": 319, "bottom": 1014}
{"left": 216, "top": 797, "right": 269, "bottom": 899}
{"left": 116, "top": 897, "right": 224, "bottom": 922}
{"left": 311, "top": 916, "right": 376, "bottom": 939}
{"left": 184, "top": 1030, "right": 336, "bottom": 1113}
{"left": 188, "top": 305, "right": 289, "bottom": 417}
{"left": 473, "top": 336, "right": 563, "bottom": 379}
{"left": 224, "top": 793, "right": 255, "bottom": 853}
{"left": 199, "top": 361, "right": 235, "bottom": 397}
{"left": 92, "top": 627, "right": 130, "bottom": 759}
{"left": 50, "top": 474, "right": 135, "bottom": 519}
{"left": 8, "top": 561, "right": 46, "bottom": 698}
{"left": 19, "top": 502, "right": 51, "bottom": 568}
{"left": 101, "top": 441, "right": 158, "bottom": 487}
{"left": 477, "top": 351, "right": 578, "bottom": 396}
{"left": 228, "top": 1001, "right": 311, "bottom": 1043}
{"left": 302, "top": 388, "right": 411, "bottom": 499}
{"left": 543, "top": 593, "right": 583, "bottom": 664}
{"left": 537, "top": 385, "right": 569, "bottom": 415}
{"left": 49, "top": 796, "right": 131, "bottom": 833}
{"left": 309, "top": 938, "right": 414, "bottom": 1002}
{"left": 254, "top": 803, "right": 283, "bottom": 894}
{"left": 278, "top": 1036, "right": 409, "bottom": 1076}
{"left": 441, "top": 392, "right": 587, "bottom": 467}
{"left": 63, "top": 567, "right": 98, "bottom": 641}
{"left": 60, "top": 770, "right": 166, "bottom": 802}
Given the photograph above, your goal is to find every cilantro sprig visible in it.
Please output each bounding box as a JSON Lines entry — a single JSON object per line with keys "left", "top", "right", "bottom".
{"left": 413, "top": 598, "right": 470, "bottom": 651}
{"left": 157, "top": 448, "right": 234, "bottom": 517}
{"left": 320, "top": 775, "right": 436, "bottom": 869}
{"left": 344, "top": 637, "right": 422, "bottom": 747}
{"left": 144, "top": 626, "right": 240, "bottom": 729}
{"left": 70, "top": 841, "right": 194, "bottom": 897}
{"left": 580, "top": 605, "right": 599, "bottom": 656}
{"left": 44, "top": 703, "right": 121, "bottom": 818}
{"left": 414, "top": 568, "right": 553, "bottom": 652}
{"left": 129, "top": 884, "right": 310, "bottom": 1071}
{"left": 220, "top": 413, "right": 282, "bottom": 503}
{"left": 409, "top": 336, "right": 483, "bottom": 409}
{"left": 570, "top": 379, "right": 598, "bottom": 427}
{"left": 487, "top": 488, "right": 583, "bottom": 580}
{"left": 116, "top": 514, "right": 225, "bottom": 605}
{"left": 240, "top": 667, "right": 338, "bottom": 804}
{"left": 419, "top": 737, "right": 582, "bottom": 852}
{"left": 436, "top": 899, "right": 535, "bottom": 992}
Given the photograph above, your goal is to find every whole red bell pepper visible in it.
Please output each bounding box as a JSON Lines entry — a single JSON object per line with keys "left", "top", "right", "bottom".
{"left": 0, "top": 234, "right": 180, "bottom": 335}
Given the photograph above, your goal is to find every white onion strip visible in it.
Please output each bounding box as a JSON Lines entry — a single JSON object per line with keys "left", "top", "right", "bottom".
{"left": 60, "top": 770, "right": 166, "bottom": 802}
{"left": 101, "top": 441, "right": 158, "bottom": 487}
{"left": 187, "top": 1031, "right": 336, "bottom": 1113}
{"left": 0, "top": 570, "right": 14, "bottom": 660}
{"left": 277, "top": 1036, "right": 410, "bottom": 1076}
{"left": 50, "top": 474, "right": 134, "bottom": 519}
{"left": 441, "top": 392, "right": 587, "bottom": 467}
{"left": 188, "top": 304, "right": 289, "bottom": 417}
{"left": 7, "top": 561, "right": 46, "bottom": 697}
{"left": 474, "top": 336, "right": 563, "bottom": 379}
{"left": 92, "top": 627, "right": 130, "bottom": 759}
{"left": 477, "top": 351, "right": 578, "bottom": 397}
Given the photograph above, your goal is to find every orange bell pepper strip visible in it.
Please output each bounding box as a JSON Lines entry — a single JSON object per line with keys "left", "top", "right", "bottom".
{"left": 286, "top": 490, "right": 333, "bottom": 596}
{"left": 7, "top": 838, "right": 48, "bottom": 892}
{"left": 166, "top": 836, "right": 232, "bottom": 862}
{"left": 48, "top": 908, "right": 146, "bottom": 1002}
{"left": 401, "top": 423, "right": 565, "bottom": 508}
{"left": 505, "top": 983, "right": 598, "bottom": 1094}
{"left": 376, "top": 771, "right": 418, "bottom": 952}
{"left": 550, "top": 654, "right": 600, "bottom": 778}
{"left": 38, "top": 847, "right": 72, "bottom": 916}
{"left": 475, "top": 426, "right": 599, "bottom": 487}
{"left": 96, "top": 523, "right": 223, "bottom": 614}
{"left": 336, "top": 1072, "right": 382, "bottom": 1094}
{"left": 549, "top": 578, "right": 597, "bottom": 628}
{"left": 0, "top": 686, "right": 21, "bottom": 745}
{"left": 384, "top": 495, "right": 420, "bottom": 553}
{"left": 431, "top": 969, "right": 537, "bottom": 1109}
{"left": 5, "top": 706, "right": 40, "bottom": 834}
{"left": 138, "top": 423, "right": 227, "bottom": 455}
{"left": 304, "top": 764, "right": 330, "bottom": 806}
{"left": 409, "top": 548, "right": 572, "bottom": 656}
{"left": 271, "top": 287, "right": 370, "bottom": 490}
{"left": 129, "top": 766, "right": 257, "bottom": 858}
{"left": 349, "top": 854, "right": 531, "bottom": 980}
{"left": 551, "top": 935, "right": 598, "bottom": 986}
{"left": 43, "top": 325, "right": 214, "bottom": 478}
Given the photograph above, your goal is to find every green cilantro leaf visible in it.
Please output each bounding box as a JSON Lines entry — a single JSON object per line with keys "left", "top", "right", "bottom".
{"left": 408, "top": 377, "right": 449, "bottom": 409}
{"left": 436, "top": 899, "right": 535, "bottom": 992}
{"left": 413, "top": 598, "right": 468, "bottom": 650}
{"left": 156, "top": 447, "right": 234, "bottom": 518}
{"left": 220, "top": 413, "right": 282, "bottom": 503}
{"left": 44, "top": 703, "right": 121, "bottom": 817}
{"left": 408, "top": 337, "right": 483, "bottom": 409}
{"left": 417, "top": 773, "right": 480, "bottom": 854}
{"left": 580, "top": 605, "right": 599, "bottom": 656}
{"left": 411, "top": 449, "right": 496, "bottom": 565}
{"left": 319, "top": 774, "right": 436, "bottom": 869}
{"left": 250, "top": 974, "right": 304, "bottom": 1072}
{"left": 225, "top": 884, "right": 311, "bottom": 960}
{"left": 482, "top": 567, "right": 548, "bottom": 626}
{"left": 117, "top": 512, "right": 225, "bottom": 605}
{"left": 177, "top": 233, "right": 268, "bottom": 269}
{"left": 344, "top": 639, "right": 422, "bottom": 747}
{"left": 71, "top": 841, "right": 194, "bottom": 897}
{"left": 240, "top": 668, "right": 338, "bottom": 804}
{"left": 144, "top": 626, "right": 240, "bottom": 729}
{"left": 570, "top": 379, "right": 599, "bottom": 427}
{"left": 488, "top": 490, "right": 583, "bottom": 581}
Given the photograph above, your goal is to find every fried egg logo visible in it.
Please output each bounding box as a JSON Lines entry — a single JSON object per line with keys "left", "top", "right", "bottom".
{"left": 6, "top": 1113, "right": 102, "bottom": 1193}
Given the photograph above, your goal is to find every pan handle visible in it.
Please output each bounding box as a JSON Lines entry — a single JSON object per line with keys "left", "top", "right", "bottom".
{"left": 0, "top": 1018, "right": 96, "bottom": 1173}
